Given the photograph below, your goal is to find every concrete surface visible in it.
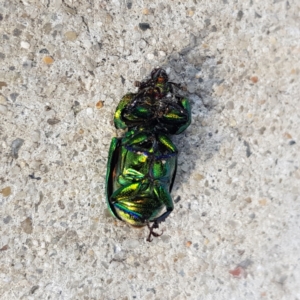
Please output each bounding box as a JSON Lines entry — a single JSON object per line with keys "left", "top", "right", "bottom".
{"left": 0, "top": 0, "right": 300, "bottom": 299}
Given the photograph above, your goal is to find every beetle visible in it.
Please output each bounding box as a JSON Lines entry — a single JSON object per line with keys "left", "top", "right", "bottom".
{"left": 106, "top": 67, "right": 191, "bottom": 241}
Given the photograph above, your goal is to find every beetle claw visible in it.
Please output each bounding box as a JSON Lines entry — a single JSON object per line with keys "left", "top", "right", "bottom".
{"left": 134, "top": 81, "right": 141, "bottom": 87}
{"left": 146, "top": 221, "right": 163, "bottom": 242}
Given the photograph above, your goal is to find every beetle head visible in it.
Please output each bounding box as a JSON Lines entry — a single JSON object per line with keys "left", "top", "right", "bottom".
{"left": 151, "top": 67, "right": 168, "bottom": 84}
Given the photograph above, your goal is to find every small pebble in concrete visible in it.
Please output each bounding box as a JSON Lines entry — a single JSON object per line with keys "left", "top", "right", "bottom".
{"left": 11, "top": 138, "right": 24, "bottom": 158}
{"left": 1, "top": 187, "right": 11, "bottom": 197}
{"left": 139, "top": 23, "right": 151, "bottom": 31}
{"left": 96, "top": 101, "right": 104, "bottom": 109}
{"left": 43, "top": 56, "right": 54, "bottom": 64}
{"left": 64, "top": 31, "right": 78, "bottom": 41}
{"left": 251, "top": 76, "right": 258, "bottom": 83}
{"left": 21, "top": 217, "right": 33, "bottom": 234}
{"left": 47, "top": 118, "right": 60, "bottom": 125}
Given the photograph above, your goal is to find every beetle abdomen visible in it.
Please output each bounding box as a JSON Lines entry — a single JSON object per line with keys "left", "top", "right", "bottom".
{"left": 113, "top": 196, "right": 165, "bottom": 226}
{"left": 107, "top": 138, "right": 177, "bottom": 226}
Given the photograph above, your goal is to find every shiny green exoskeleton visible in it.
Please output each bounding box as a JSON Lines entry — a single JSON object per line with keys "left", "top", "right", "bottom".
{"left": 106, "top": 68, "right": 191, "bottom": 241}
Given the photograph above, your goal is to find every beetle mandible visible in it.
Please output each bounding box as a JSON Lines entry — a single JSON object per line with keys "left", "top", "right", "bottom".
{"left": 106, "top": 67, "right": 191, "bottom": 241}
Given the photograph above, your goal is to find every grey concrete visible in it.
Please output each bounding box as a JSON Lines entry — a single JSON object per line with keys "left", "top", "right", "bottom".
{"left": 0, "top": 0, "right": 299, "bottom": 299}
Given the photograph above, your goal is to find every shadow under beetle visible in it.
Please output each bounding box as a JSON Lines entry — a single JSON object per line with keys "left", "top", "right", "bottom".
{"left": 106, "top": 68, "right": 191, "bottom": 241}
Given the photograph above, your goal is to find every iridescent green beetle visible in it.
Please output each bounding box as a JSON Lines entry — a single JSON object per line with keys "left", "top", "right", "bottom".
{"left": 106, "top": 68, "right": 191, "bottom": 241}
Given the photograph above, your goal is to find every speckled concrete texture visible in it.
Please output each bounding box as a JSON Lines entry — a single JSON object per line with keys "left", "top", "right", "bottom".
{"left": 0, "top": 0, "right": 300, "bottom": 299}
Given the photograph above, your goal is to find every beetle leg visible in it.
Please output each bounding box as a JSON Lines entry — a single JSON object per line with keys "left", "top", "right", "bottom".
{"left": 134, "top": 81, "right": 141, "bottom": 87}
{"left": 174, "top": 97, "right": 191, "bottom": 134}
{"left": 106, "top": 137, "right": 122, "bottom": 220}
{"left": 146, "top": 221, "right": 163, "bottom": 242}
{"left": 122, "top": 131, "right": 149, "bottom": 146}
{"left": 157, "top": 97, "right": 191, "bottom": 135}
{"left": 138, "top": 79, "right": 155, "bottom": 91}
{"left": 169, "top": 82, "right": 187, "bottom": 91}
{"left": 114, "top": 93, "right": 136, "bottom": 129}
{"left": 152, "top": 208, "right": 173, "bottom": 224}
{"left": 110, "top": 182, "right": 142, "bottom": 202}
{"left": 157, "top": 134, "right": 178, "bottom": 154}
{"left": 152, "top": 185, "right": 174, "bottom": 223}
{"left": 123, "top": 100, "right": 154, "bottom": 121}
{"left": 122, "top": 131, "right": 157, "bottom": 154}
{"left": 161, "top": 102, "right": 189, "bottom": 124}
